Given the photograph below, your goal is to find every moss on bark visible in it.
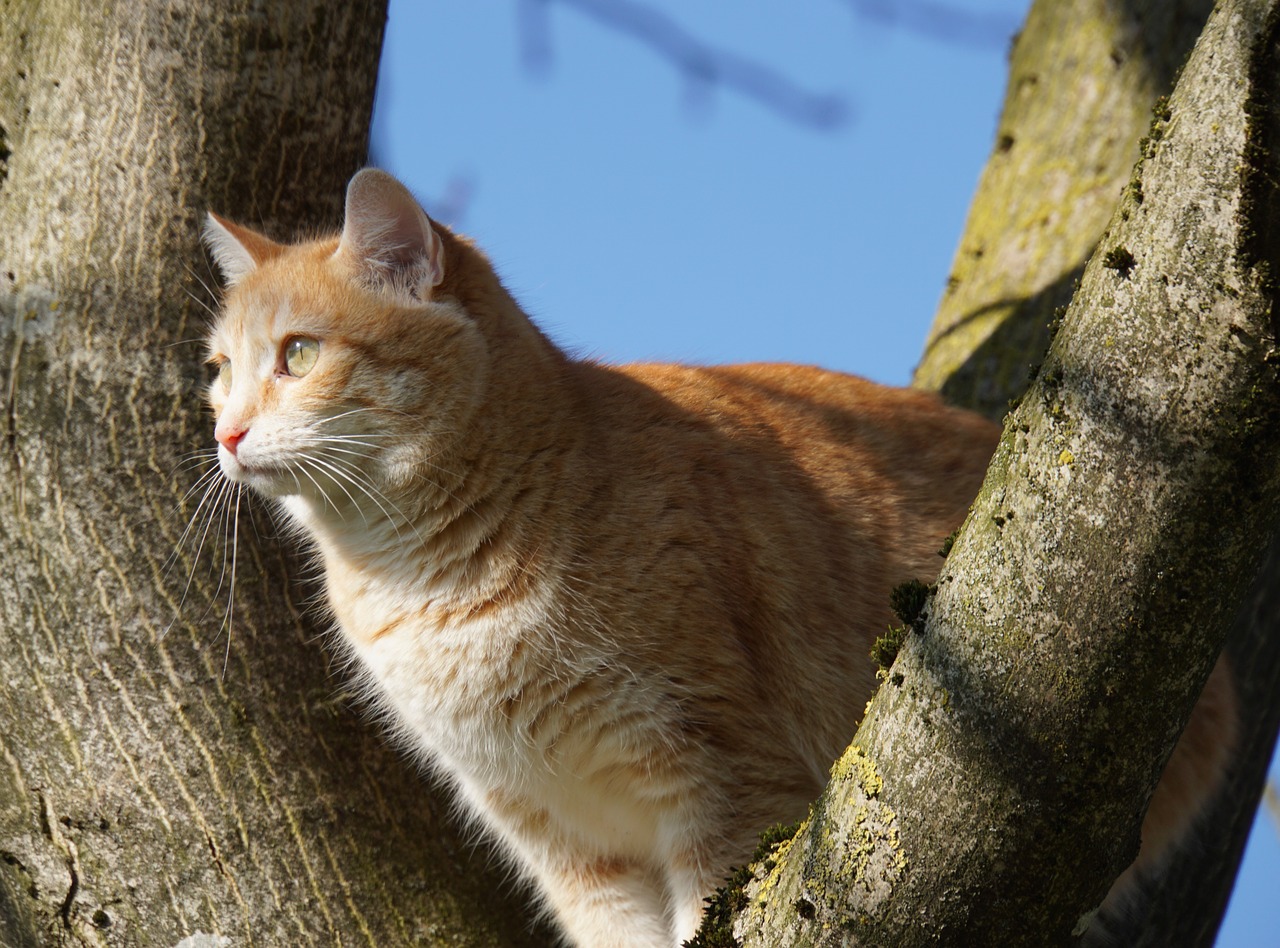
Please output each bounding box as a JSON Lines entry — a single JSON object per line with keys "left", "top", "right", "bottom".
{"left": 718, "top": 0, "right": 1280, "bottom": 944}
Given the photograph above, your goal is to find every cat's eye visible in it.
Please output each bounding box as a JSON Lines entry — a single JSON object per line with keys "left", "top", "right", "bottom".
{"left": 217, "top": 359, "right": 232, "bottom": 391}
{"left": 284, "top": 337, "right": 320, "bottom": 378}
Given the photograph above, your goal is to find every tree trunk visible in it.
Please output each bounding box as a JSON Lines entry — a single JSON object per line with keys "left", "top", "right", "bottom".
{"left": 722, "top": 0, "right": 1280, "bottom": 943}
{"left": 916, "top": 0, "right": 1280, "bottom": 942}
{"left": 913, "top": 0, "right": 1215, "bottom": 419}
{"left": 0, "top": 3, "right": 548, "bottom": 945}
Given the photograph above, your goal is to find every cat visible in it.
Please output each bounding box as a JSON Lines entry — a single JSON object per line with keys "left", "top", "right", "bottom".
{"left": 199, "top": 168, "right": 1235, "bottom": 947}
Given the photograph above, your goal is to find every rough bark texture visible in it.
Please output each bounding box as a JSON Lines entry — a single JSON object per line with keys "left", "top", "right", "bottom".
{"left": 913, "top": 0, "right": 1215, "bottom": 420}
{"left": 0, "top": 3, "right": 549, "bottom": 945}
{"left": 917, "top": 0, "right": 1280, "bottom": 943}
{"left": 1126, "top": 531, "right": 1280, "bottom": 947}
{"left": 725, "top": 0, "right": 1280, "bottom": 943}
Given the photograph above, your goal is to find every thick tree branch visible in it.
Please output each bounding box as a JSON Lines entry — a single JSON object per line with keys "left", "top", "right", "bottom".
{"left": 0, "top": 3, "right": 550, "bottom": 944}
{"left": 910, "top": 0, "right": 1280, "bottom": 942}
{"left": 914, "top": 0, "right": 1216, "bottom": 419}
{"left": 723, "top": 0, "right": 1280, "bottom": 942}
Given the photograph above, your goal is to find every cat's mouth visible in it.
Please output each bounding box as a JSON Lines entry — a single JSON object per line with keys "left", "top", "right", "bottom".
{"left": 218, "top": 448, "right": 300, "bottom": 497}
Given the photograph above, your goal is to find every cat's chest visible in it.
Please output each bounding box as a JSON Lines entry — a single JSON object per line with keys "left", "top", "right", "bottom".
{"left": 324, "top": 562, "right": 551, "bottom": 760}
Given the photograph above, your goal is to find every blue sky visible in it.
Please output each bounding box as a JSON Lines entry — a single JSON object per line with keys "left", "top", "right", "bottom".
{"left": 369, "top": 3, "right": 1277, "bottom": 942}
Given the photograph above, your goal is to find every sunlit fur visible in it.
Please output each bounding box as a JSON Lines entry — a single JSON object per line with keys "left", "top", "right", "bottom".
{"left": 194, "top": 170, "right": 1236, "bottom": 947}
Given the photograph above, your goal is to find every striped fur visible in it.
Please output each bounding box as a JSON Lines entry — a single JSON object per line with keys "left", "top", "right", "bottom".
{"left": 198, "top": 170, "right": 1235, "bottom": 947}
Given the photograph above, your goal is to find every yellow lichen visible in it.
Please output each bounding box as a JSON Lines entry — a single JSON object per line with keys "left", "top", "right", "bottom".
{"left": 831, "top": 744, "right": 884, "bottom": 799}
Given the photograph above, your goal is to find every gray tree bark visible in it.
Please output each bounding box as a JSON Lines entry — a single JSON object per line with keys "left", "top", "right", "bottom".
{"left": 0, "top": 3, "right": 549, "bottom": 945}
{"left": 719, "top": 0, "right": 1280, "bottom": 943}
{"left": 913, "top": 0, "right": 1215, "bottom": 419}
{"left": 919, "top": 0, "right": 1280, "bottom": 943}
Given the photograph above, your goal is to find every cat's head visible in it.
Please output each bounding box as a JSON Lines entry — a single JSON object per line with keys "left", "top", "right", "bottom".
{"left": 202, "top": 169, "right": 488, "bottom": 507}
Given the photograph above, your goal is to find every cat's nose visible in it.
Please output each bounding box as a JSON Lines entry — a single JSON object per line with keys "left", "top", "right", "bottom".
{"left": 216, "top": 424, "right": 248, "bottom": 455}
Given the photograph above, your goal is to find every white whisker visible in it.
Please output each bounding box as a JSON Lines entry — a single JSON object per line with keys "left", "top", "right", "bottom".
{"left": 307, "top": 453, "right": 418, "bottom": 547}
{"left": 294, "top": 457, "right": 341, "bottom": 514}
{"left": 219, "top": 483, "right": 243, "bottom": 679}
{"left": 302, "top": 455, "right": 371, "bottom": 527}
{"left": 164, "top": 472, "right": 234, "bottom": 639}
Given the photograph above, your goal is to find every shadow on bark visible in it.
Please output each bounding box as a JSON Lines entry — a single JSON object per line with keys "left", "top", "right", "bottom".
{"left": 1114, "top": 528, "right": 1280, "bottom": 946}
{"left": 930, "top": 261, "right": 1087, "bottom": 422}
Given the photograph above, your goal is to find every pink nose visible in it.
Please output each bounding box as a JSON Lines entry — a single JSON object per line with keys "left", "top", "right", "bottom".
{"left": 216, "top": 425, "right": 248, "bottom": 455}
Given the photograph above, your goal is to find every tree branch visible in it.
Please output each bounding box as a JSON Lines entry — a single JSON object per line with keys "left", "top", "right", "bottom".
{"left": 517, "top": 0, "right": 850, "bottom": 129}
{"left": 723, "top": 0, "right": 1280, "bottom": 942}
{"left": 839, "top": 0, "right": 1020, "bottom": 49}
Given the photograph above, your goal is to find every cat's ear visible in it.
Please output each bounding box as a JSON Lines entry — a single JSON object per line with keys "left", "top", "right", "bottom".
{"left": 337, "top": 169, "right": 444, "bottom": 302}
{"left": 203, "top": 213, "right": 283, "bottom": 288}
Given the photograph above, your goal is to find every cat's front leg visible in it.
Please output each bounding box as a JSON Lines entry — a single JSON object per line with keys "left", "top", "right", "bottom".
{"left": 530, "top": 851, "right": 674, "bottom": 948}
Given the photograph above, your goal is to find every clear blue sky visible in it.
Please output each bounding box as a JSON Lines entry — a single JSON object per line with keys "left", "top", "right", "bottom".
{"left": 369, "top": 3, "right": 1278, "bottom": 943}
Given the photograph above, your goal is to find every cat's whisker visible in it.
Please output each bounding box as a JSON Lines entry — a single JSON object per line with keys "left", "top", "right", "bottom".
{"left": 200, "top": 477, "right": 242, "bottom": 625}
{"left": 298, "top": 431, "right": 382, "bottom": 450}
{"left": 299, "top": 455, "right": 372, "bottom": 527}
{"left": 218, "top": 483, "right": 243, "bottom": 679}
{"left": 166, "top": 462, "right": 231, "bottom": 561}
{"left": 317, "top": 406, "right": 386, "bottom": 425}
{"left": 183, "top": 285, "right": 221, "bottom": 323}
{"left": 164, "top": 474, "right": 234, "bottom": 639}
{"left": 301, "top": 440, "right": 378, "bottom": 462}
{"left": 162, "top": 337, "right": 212, "bottom": 350}
{"left": 293, "top": 457, "right": 341, "bottom": 515}
{"left": 325, "top": 454, "right": 423, "bottom": 533}
{"left": 308, "top": 453, "right": 423, "bottom": 546}
{"left": 171, "top": 461, "right": 225, "bottom": 513}
{"left": 185, "top": 260, "right": 220, "bottom": 300}
{"left": 163, "top": 464, "right": 228, "bottom": 578}
{"left": 184, "top": 262, "right": 223, "bottom": 322}
{"left": 315, "top": 447, "right": 377, "bottom": 464}
{"left": 172, "top": 447, "right": 219, "bottom": 465}
{"left": 166, "top": 454, "right": 222, "bottom": 493}
{"left": 318, "top": 405, "right": 437, "bottom": 439}
{"left": 167, "top": 458, "right": 221, "bottom": 522}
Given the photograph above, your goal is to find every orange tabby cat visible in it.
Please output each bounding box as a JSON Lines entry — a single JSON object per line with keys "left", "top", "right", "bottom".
{"left": 200, "top": 169, "right": 1234, "bottom": 947}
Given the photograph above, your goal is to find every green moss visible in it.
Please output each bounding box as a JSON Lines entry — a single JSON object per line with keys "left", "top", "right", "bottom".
{"left": 756, "top": 821, "right": 803, "bottom": 860}
{"left": 937, "top": 529, "right": 959, "bottom": 559}
{"left": 686, "top": 868, "right": 751, "bottom": 947}
{"left": 1122, "top": 96, "right": 1174, "bottom": 219}
{"left": 685, "top": 823, "right": 804, "bottom": 948}
{"left": 870, "top": 578, "right": 934, "bottom": 673}
{"left": 1150, "top": 94, "right": 1173, "bottom": 132}
{"left": 1046, "top": 304, "right": 1068, "bottom": 341}
{"left": 1102, "top": 245, "right": 1136, "bottom": 277}
{"left": 889, "top": 579, "right": 930, "bottom": 631}
{"left": 870, "top": 625, "right": 907, "bottom": 673}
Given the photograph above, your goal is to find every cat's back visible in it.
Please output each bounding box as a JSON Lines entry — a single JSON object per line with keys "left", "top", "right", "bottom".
{"left": 594, "top": 360, "right": 999, "bottom": 535}
{"left": 560, "top": 358, "right": 1000, "bottom": 658}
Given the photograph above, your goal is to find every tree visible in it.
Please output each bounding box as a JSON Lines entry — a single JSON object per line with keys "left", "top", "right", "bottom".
{"left": 3, "top": 3, "right": 1277, "bottom": 948}
{"left": 714, "top": 0, "right": 1280, "bottom": 943}
{"left": 0, "top": 3, "right": 550, "bottom": 945}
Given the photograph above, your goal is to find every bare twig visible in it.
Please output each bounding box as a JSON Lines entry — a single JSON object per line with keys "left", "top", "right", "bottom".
{"left": 423, "top": 175, "right": 475, "bottom": 228}
{"left": 842, "top": 0, "right": 1020, "bottom": 49}
{"left": 517, "top": 0, "right": 851, "bottom": 130}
